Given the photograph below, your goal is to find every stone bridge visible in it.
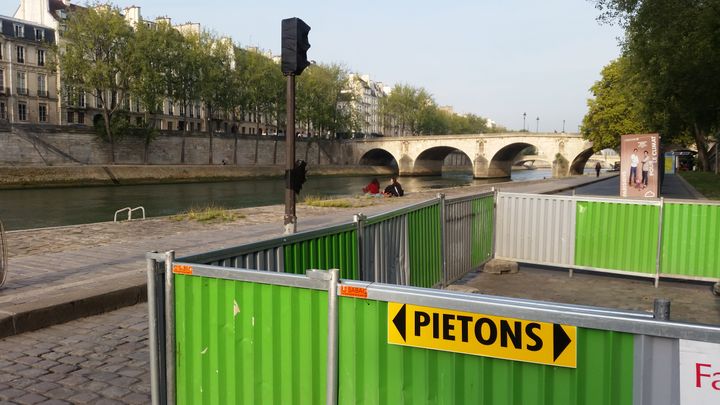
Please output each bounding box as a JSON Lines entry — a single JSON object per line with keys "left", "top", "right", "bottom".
{"left": 344, "top": 133, "right": 594, "bottom": 178}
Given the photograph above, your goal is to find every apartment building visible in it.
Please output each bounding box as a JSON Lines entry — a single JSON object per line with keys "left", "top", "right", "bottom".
{"left": 13, "top": 0, "right": 275, "bottom": 135}
{"left": 0, "top": 15, "right": 58, "bottom": 124}
{"left": 346, "top": 73, "right": 386, "bottom": 136}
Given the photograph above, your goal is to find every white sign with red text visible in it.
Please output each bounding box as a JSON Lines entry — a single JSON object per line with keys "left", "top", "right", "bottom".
{"left": 680, "top": 340, "right": 720, "bottom": 404}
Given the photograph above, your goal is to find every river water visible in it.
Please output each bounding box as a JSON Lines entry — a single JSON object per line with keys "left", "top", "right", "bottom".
{"left": 0, "top": 169, "right": 552, "bottom": 231}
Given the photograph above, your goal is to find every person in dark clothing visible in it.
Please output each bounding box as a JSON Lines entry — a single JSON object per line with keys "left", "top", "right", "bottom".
{"left": 384, "top": 176, "right": 404, "bottom": 197}
{"left": 595, "top": 161, "right": 601, "bottom": 177}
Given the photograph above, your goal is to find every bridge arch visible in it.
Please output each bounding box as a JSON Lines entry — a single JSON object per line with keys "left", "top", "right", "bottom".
{"left": 569, "top": 147, "right": 596, "bottom": 175}
{"left": 486, "top": 142, "right": 538, "bottom": 178}
{"left": 359, "top": 148, "right": 399, "bottom": 171}
{"left": 412, "top": 146, "right": 472, "bottom": 176}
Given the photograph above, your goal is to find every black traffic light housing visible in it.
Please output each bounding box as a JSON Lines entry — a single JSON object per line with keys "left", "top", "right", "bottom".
{"left": 281, "top": 17, "right": 311, "bottom": 76}
{"left": 286, "top": 160, "right": 307, "bottom": 195}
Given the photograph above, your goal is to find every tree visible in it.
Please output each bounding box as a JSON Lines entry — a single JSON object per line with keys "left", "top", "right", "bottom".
{"left": 128, "top": 21, "right": 181, "bottom": 163}
{"left": 59, "top": 3, "right": 134, "bottom": 163}
{"left": 592, "top": 0, "right": 720, "bottom": 169}
{"left": 581, "top": 57, "right": 650, "bottom": 151}
{"left": 380, "top": 84, "right": 435, "bottom": 136}
{"left": 297, "top": 63, "right": 353, "bottom": 136}
{"left": 196, "top": 34, "right": 236, "bottom": 164}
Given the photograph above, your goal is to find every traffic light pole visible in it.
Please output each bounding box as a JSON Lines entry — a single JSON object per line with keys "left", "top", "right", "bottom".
{"left": 284, "top": 73, "right": 297, "bottom": 234}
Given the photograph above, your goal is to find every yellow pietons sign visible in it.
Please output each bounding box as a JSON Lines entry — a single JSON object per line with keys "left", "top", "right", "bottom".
{"left": 388, "top": 302, "right": 577, "bottom": 368}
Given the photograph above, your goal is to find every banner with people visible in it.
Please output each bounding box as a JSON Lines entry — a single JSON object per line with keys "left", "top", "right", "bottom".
{"left": 620, "top": 133, "right": 660, "bottom": 198}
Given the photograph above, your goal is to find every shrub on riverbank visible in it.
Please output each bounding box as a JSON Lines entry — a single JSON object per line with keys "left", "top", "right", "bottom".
{"left": 171, "top": 205, "right": 244, "bottom": 222}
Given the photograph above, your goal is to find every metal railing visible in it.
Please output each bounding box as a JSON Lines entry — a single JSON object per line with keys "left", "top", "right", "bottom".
{"left": 0, "top": 219, "right": 7, "bottom": 288}
{"left": 113, "top": 206, "right": 146, "bottom": 222}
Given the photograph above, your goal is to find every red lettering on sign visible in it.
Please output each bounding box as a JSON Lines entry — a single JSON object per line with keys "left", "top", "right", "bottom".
{"left": 339, "top": 285, "right": 367, "bottom": 299}
{"left": 695, "top": 363, "right": 720, "bottom": 390}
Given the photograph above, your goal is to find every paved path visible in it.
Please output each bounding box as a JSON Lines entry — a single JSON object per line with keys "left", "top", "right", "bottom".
{"left": 0, "top": 174, "right": 617, "bottom": 337}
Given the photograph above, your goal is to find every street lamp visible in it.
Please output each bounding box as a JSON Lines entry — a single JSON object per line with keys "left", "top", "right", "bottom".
{"left": 536, "top": 117, "right": 539, "bottom": 133}
{"left": 523, "top": 112, "right": 527, "bottom": 131}
{"left": 562, "top": 120, "right": 565, "bottom": 133}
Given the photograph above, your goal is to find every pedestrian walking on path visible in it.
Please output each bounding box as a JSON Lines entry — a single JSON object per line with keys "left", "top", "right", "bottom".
{"left": 595, "top": 162, "right": 601, "bottom": 177}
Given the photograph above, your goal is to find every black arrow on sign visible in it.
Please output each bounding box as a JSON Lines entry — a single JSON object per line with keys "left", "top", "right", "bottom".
{"left": 392, "top": 304, "right": 407, "bottom": 342}
{"left": 553, "top": 323, "right": 572, "bottom": 361}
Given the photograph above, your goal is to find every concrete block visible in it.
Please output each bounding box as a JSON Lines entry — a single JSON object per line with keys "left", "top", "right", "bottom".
{"left": 482, "top": 259, "right": 519, "bottom": 274}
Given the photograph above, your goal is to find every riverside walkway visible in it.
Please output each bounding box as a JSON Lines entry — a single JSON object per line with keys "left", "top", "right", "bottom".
{"left": 0, "top": 173, "right": 714, "bottom": 338}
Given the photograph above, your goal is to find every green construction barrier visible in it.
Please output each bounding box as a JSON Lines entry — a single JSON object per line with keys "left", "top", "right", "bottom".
{"left": 408, "top": 204, "right": 442, "bottom": 287}
{"left": 174, "top": 275, "right": 328, "bottom": 405}
{"left": 338, "top": 297, "right": 634, "bottom": 405}
{"left": 471, "top": 196, "right": 495, "bottom": 268}
{"left": 575, "top": 201, "right": 659, "bottom": 274}
{"left": 284, "top": 230, "right": 359, "bottom": 280}
{"left": 661, "top": 202, "right": 720, "bottom": 279}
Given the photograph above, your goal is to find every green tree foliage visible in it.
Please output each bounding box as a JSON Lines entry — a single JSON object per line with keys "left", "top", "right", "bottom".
{"left": 297, "top": 63, "right": 354, "bottom": 136}
{"left": 592, "top": 0, "right": 720, "bottom": 170}
{"left": 59, "top": 2, "right": 134, "bottom": 163}
{"left": 581, "top": 57, "right": 650, "bottom": 151}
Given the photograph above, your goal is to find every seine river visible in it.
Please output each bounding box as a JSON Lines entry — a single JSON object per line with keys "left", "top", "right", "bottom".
{"left": 0, "top": 169, "right": 552, "bottom": 231}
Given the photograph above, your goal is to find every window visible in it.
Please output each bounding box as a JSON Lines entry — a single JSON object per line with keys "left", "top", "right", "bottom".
{"left": 67, "top": 111, "right": 74, "bottom": 123}
{"left": 35, "top": 28, "right": 44, "bottom": 41}
{"left": 16, "top": 46, "right": 24, "bottom": 63}
{"left": 77, "top": 112, "right": 84, "bottom": 124}
{"left": 78, "top": 93, "right": 85, "bottom": 108}
{"left": 0, "top": 69, "right": 4, "bottom": 91}
{"left": 195, "top": 104, "right": 201, "bottom": 118}
{"left": 37, "top": 74, "right": 47, "bottom": 97}
{"left": 167, "top": 101, "right": 174, "bottom": 115}
{"left": 14, "top": 24, "right": 24, "bottom": 38}
{"left": 16, "top": 71, "right": 27, "bottom": 95}
{"left": 37, "top": 49, "right": 45, "bottom": 66}
{"left": 179, "top": 104, "right": 185, "bottom": 116}
{"left": 0, "top": 102, "right": 5, "bottom": 119}
{"left": 136, "top": 116, "right": 143, "bottom": 126}
{"left": 18, "top": 103, "right": 27, "bottom": 121}
{"left": 39, "top": 103, "right": 47, "bottom": 122}
{"left": 0, "top": 42, "right": 3, "bottom": 60}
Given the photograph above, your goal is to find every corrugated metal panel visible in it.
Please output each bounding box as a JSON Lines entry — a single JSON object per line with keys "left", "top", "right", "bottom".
{"left": 338, "top": 298, "right": 634, "bottom": 405}
{"left": 362, "top": 215, "right": 410, "bottom": 285}
{"left": 661, "top": 202, "right": 720, "bottom": 279}
{"left": 174, "top": 275, "right": 328, "bottom": 405}
{"left": 209, "top": 248, "right": 284, "bottom": 272}
{"left": 284, "top": 230, "right": 358, "bottom": 279}
{"left": 575, "top": 201, "right": 658, "bottom": 274}
{"left": 445, "top": 200, "right": 473, "bottom": 283}
{"left": 495, "top": 193, "right": 576, "bottom": 266}
{"left": 407, "top": 204, "right": 442, "bottom": 288}
{"left": 471, "top": 196, "right": 494, "bottom": 268}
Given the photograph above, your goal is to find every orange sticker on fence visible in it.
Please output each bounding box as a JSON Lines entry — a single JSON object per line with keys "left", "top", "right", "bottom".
{"left": 340, "top": 285, "right": 368, "bottom": 299}
{"left": 172, "top": 265, "right": 193, "bottom": 275}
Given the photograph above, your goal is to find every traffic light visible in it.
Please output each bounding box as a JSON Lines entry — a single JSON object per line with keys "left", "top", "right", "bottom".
{"left": 281, "top": 17, "right": 311, "bottom": 76}
{"left": 286, "top": 160, "right": 307, "bottom": 195}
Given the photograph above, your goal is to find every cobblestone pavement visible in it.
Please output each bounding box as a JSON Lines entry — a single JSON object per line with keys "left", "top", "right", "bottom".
{"left": 0, "top": 304, "right": 150, "bottom": 405}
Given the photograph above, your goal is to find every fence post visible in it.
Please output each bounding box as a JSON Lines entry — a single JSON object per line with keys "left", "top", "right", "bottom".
{"left": 146, "top": 252, "right": 167, "bottom": 405}
{"left": 653, "top": 298, "right": 671, "bottom": 320}
{"left": 353, "top": 214, "right": 366, "bottom": 281}
{"left": 655, "top": 198, "right": 664, "bottom": 288}
{"left": 437, "top": 193, "right": 447, "bottom": 288}
{"left": 491, "top": 187, "right": 497, "bottom": 260}
{"left": 164, "top": 251, "right": 176, "bottom": 405}
{"left": 307, "top": 269, "right": 340, "bottom": 405}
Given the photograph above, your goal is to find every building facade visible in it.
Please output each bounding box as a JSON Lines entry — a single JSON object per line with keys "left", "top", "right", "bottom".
{"left": 346, "top": 73, "right": 386, "bottom": 136}
{"left": 0, "top": 14, "right": 58, "bottom": 124}
{"left": 12, "top": 0, "right": 276, "bottom": 135}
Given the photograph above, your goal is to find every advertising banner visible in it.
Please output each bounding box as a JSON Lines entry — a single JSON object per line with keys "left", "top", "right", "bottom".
{"left": 620, "top": 133, "right": 660, "bottom": 198}
{"left": 679, "top": 340, "right": 720, "bottom": 404}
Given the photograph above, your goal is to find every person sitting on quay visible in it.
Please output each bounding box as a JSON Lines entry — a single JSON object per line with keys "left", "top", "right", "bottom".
{"left": 384, "top": 176, "right": 404, "bottom": 197}
{"left": 362, "top": 178, "right": 381, "bottom": 195}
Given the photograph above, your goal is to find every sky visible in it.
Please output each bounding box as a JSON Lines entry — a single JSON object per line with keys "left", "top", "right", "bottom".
{"left": 3, "top": 0, "right": 624, "bottom": 132}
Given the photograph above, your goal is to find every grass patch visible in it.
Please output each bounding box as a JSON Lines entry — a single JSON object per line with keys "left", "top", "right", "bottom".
{"left": 171, "top": 205, "right": 244, "bottom": 222}
{"left": 679, "top": 171, "right": 720, "bottom": 199}
{"left": 302, "top": 195, "right": 378, "bottom": 208}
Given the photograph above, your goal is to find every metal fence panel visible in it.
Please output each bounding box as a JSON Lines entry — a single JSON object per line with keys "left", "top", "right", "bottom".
{"left": 495, "top": 193, "right": 576, "bottom": 266}
{"left": 471, "top": 196, "right": 495, "bottom": 268}
{"left": 174, "top": 274, "right": 328, "bottom": 405}
{"left": 407, "top": 204, "right": 442, "bottom": 288}
{"left": 337, "top": 297, "right": 634, "bottom": 405}
{"left": 445, "top": 200, "right": 473, "bottom": 284}
{"left": 575, "top": 201, "right": 659, "bottom": 274}
{"left": 284, "top": 230, "right": 358, "bottom": 280}
{"left": 661, "top": 202, "right": 720, "bottom": 279}
{"left": 362, "top": 215, "right": 410, "bottom": 285}
{"left": 209, "top": 248, "right": 284, "bottom": 272}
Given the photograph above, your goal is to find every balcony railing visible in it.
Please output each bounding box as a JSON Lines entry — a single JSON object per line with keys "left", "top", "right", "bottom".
{"left": 37, "top": 90, "right": 48, "bottom": 98}
{"left": 16, "top": 87, "right": 28, "bottom": 96}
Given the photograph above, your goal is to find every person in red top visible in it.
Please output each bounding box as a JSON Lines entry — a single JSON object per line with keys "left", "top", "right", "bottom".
{"left": 363, "top": 178, "right": 380, "bottom": 194}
